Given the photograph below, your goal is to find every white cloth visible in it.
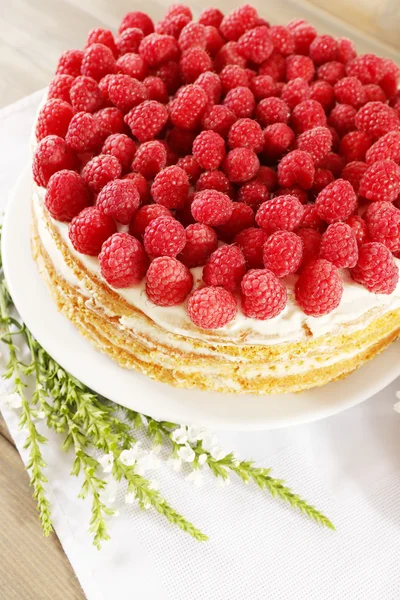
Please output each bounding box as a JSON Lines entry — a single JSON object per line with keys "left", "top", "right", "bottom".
{"left": 1, "top": 91, "right": 400, "bottom": 600}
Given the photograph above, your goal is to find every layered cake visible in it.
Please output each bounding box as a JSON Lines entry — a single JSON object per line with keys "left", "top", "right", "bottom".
{"left": 31, "top": 4, "right": 400, "bottom": 394}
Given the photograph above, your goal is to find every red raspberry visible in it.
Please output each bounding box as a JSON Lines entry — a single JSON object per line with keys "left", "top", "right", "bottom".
{"left": 351, "top": 242, "right": 398, "bottom": 294}
{"left": 346, "top": 54, "right": 384, "bottom": 84}
{"left": 195, "top": 71, "right": 222, "bottom": 104}
{"left": 296, "top": 228, "right": 322, "bottom": 267}
{"left": 132, "top": 140, "right": 167, "bottom": 178}
{"left": 286, "top": 55, "right": 315, "bottom": 83}
{"left": 250, "top": 75, "right": 276, "bottom": 100}
{"left": 203, "top": 245, "right": 246, "bottom": 292}
{"left": 214, "top": 41, "right": 247, "bottom": 72}
{"left": 291, "top": 99, "right": 327, "bottom": 134}
{"left": 241, "top": 269, "right": 287, "bottom": 320}
{"left": 295, "top": 259, "right": 343, "bottom": 316}
{"left": 45, "top": 170, "right": 91, "bottom": 222}
{"left": 319, "top": 223, "right": 358, "bottom": 268}
{"left": 144, "top": 216, "right": 186, "bottom": 258}
{"left": 263, "top": 231, "right": 303, "bottom": 277}
{"left": 178, "top": 22, "right": 206, "bottom": 51}
{"left": 222, "top": 148, "right": 260, "bottom": 183}
{"left": 355, "top": 101, "right": 400, "bottom": 141}
{"left": 219, "top": 65, "right": 249, "bottom": 93}
{"left": 238, "top": 180, "right": 269, "bottom": 206}
{"left": 151, "top": 165, "right": 189, "bottom": 209}
{"left": 198, "top": 7, "right": 224, "bottom": 28}
{"left": 256, "top": 195, "right": 304, "bottom": 233}
{"left": 341, "top": 160, "right": 367, "bottom": 193}
{"left": 123, "top": 172, "right": 149, "bottom": 203}
{"left": 176, "top": 155, "right": 201, "bottom": 184}
{"left": 296, "top": 127, "right": 332, "bottom": 162}
{"left": 179, "top": 223, "right": 217, "bottom": 267}
{"left": 125, "top": 100, "right": 168, "bottom": 142}
{"left": 164, "top": 5, "right": 193, "bottom": 20}
{"left": 328, "top": 126, "right": 341, "bottom": 152}
{"left": 192, "top": 130, "right": 226, "bottom": 170}
{"left": 48, "top": 74, "right": 75, "bottom": 102}
{"left": 33, "top": 135, "right": 78, "bottom": 187}
{"left": 220, "top": 4, "right": 259, "bottom": 41}
{"left": 99, "top": 233, "right": 148, "bottom": 287}
{"left": 334, "top": 76, "right": 366, "bottom": 108}
{"left": 156, "top": 61, "right": 181, "bottom": 94}
{"left": 146, "top": 256, "right": 193, "bottom": 306}
{"left": 94, "top": 107, "right": 125, "bottom": 137}
{"left": 237, "top": 26, "right": 274, "bottom": 64}
{"left": 234, "top": 227, "right": 268, "bottom": 268}
{"left": 66, "top": 112, "right": 103, "bottom": 153}
{"left": 35, "top": 99, "right": 74, "bottom": 141}
{"left": 56, "top": 49, "right": 83, "bottom": 77}
{"left": 262, "top": 123, "right": 295, "bottom": 161}
{"left": 309, "top": 35, "right": 338, "bottom": 65}
{"left": 188, "top": 286, "right": 237, "bottom": 329}
{"left": 179, "top": 48, "right": 212, "bottom": 83}
{"left": 277, "top": 150, "right": 315, "bottom": 190}
{"left": 298, "top": 204, "right": 324, "bottom": 230}
{"left": 139, "top": 33, "right": 179, "bottom": 67}
{"left": 86, "top": 28, "right": 118, "bottom": 57}
{"left": 256, "top": 97, "right": 290, "bottom": 127}
{"left": 336, "top": 37, "right": 357, "bottom": 64}
{"left": 339, "top": 131, "right": 372, "bottom": 163}
{"left": 191, "top": 190, "right": 232, "bottom": 226}
{"left": 216, "top": 202, "right": 254, "bottom": 241}
{"left": 315, "top": 179, "right": 357, "bottom": 223}
{"left": 116, "top": 53, "right": 148, "bottom": 81}
{"left": 359, "top": 159, "right": 400, "bottom": 203}
{"left": 82, "top": 154, "right": 121, "bottom": 194}
{"left": 98, "top": 73, "right": 117, "bottom": 103}
{"left": 81, "top": 44, "right": 116, "bottom": 81}
{"left": 310, "top": 81, "right": 335, "bottom": 112}
{"left": 228, "top": 118, "right": 263, "bottom": 152}
{"left": 364, "top": 83, "right": 387, "bottom": 103}
{"left": 108, "top": 74, "right": 148, "bottom": 113}
{"left": 366, "top": 131, "right": 400, "bottom": 165}
{"left": 316, "top": 152, "right": 344, "bottom": 177}
{"left": 170, "top": 84, "right": 208, "bottom": 130}
{"left": 167, "top": 127, "right": 196, "bottom": 155}
{"left": 257, "top": 166, "right": 278, "bottom": 189}
{"left": 346, "top": 215, "right": 368, "bottom": 247}
{"left": 202, "top": 104, "right": 237, "bottom": 137}
{"left": 196, "top": 170, "right": 234, "bottom": 197}
{"left": 119, "top": 12, "right": 154, "bottom": 36}
{"left": 204, "top": 26, "right": 224, "bottom": 57}
{"left": 129, "top": 204, "right": 171, "bottom": 238}
{"left": 312, "top": 168, "right": 335, "bottom": 195}
{"left": 116, "top": 27, "right": 144, "bottom": 55}
{"left": 281, "top": 78, "right": 310, "bottom": 110}
{"left": 328, "top": 104, "right": 357, "bottom": 136}
{"left": 365, "top": 202, "right": 400, "bottom": 253}
{"left": 143, "top": 76, "right": 169, "bottom": 103}
{"left": 156, "top": 14, "right": 191, "bottom": 37}
{"left": 101, "top": 133, "right": 135, "bottom": 172}
{"left": 70, "top": 76, "right": 103, "bottom": 113}
{"left": 96, "top": 179, "right": 140, "bottom": 224}
{"left": 276, "top": 186, "right": 309, "bottom": 205}
{"left": 287, "top": 20, "right": 317, "bottom": 55}
{"left": 259, "top": 51, "right": 286, "bottom": 81}
{"left": 269, "top": 25, "right": 295, "bottom": 56}
{"left": 223, "top": 87, "right": 256, "bottom": 119}
{"left": 69, "top": 206, "right": 116, "bottom": 255}
{"left": 317, "top": 61, "right": 345, "bottom": 85}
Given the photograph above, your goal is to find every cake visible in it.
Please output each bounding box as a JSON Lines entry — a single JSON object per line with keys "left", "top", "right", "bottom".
{"left": 31, "top": 4, "right": 400, "bottom": 395}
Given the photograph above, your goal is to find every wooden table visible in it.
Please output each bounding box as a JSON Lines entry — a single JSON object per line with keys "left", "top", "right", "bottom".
{"left": 0, "top": 1, "right": 399, "bottom": 598}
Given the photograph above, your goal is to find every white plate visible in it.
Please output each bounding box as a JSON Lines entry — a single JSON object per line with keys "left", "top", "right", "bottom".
{"left": 3, "top": 167, "right": 400, "bottom": 430}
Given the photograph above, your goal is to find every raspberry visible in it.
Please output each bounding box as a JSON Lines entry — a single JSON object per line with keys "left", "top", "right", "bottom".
{"left": 220, "top": 4, "right": 259, "bottom": 41}
{"left": 298, "top": 204, "right": 324, "bottom": 230}
{"left": 281, "top": 78, "right": 310, "bottom": 110}
{"left": 167, "top": 127, "right": 196, "bottom": 155}
{"left": 204, "top": 26, "right": 224, "bottom": 57}
{"left": 202, "top": 104, "right": 237, "bottom": 137}
{"left": 196, "top": 170, "right": 234, "bottom": 197}
{"left": 309, "top": 35, "right": 338, "bottom": 65}
{"left": 238, "top": 180, "right": 269, "bottom": 206}
{"left": 250, "top": 75, "right": 276, "bottom": 100}
{"left": 234, "top": 227, "right": 268, "bottom": 268}
{"left": 355, "top": 101, "right": 400, "bottom": 141}
{"left": 96, "top": 179, "right": 140, "bottom": 224}
{"left": 339, "top": 131, "right": 372, "bottom": 163}
{"left": 56, "top": 49, "right": 83, "bottom": 77}
{"left": 179, "top": 48, "right": 212, "bottom": 83}
{"left": 139, "top": 33, "right": 179, "bottom": 67}
{"left": 287, "top": 20, "right": 317, "bottom": 55}
{"left": 269, "top": 25, "right": 295, "bottom": 56}
{"left": 66, "top": 111, "right": 103, "bottom": 153}
{"left": 48, "top": 74, "right": 75, "bottom": 102}
{"left": 364, "top": 83, "right": 387, "bottom": 103}
{"left": 33, "top": 135, "right": 78, "bottom": 187}
{"left": 296, "top": 228, "right": 321, "bottom": 267}
{"left": 108, "top": 74, "right": 148, "bottom": 113}
{"left": 216, "top": 202, "right": 254, "bottom": 241}
{"left": 296, "top": 127, "right": 332, "bottom": 162}
{"left": 291, "top": 99, "right": 327, "bottom": 134}
{"left": 359, "top": 159, "right": 400, "bottom": 203}
{"left": 315, "top": 179, "right": 357, "bottom": 223}
{"left": 45, "top": 170, "right": 91, "bottom": 222}
{"left": 336, "top": 37, "right": 357, "bottom": 64}
{"left": 334, "top": 77, "right": 366, "bottom": 108}
{"left": 187, "top": 286, "right": 237, "bottom": 329}
{"left": 259, "top": 51, "right": 286, "bottom": 81}
{"left": 143, "top": 216, "right": 186, "bottom": 258}
{"left": 312, "top": 168, "right": 335, "bottom": 195}
{"left": 276, "top": 186, "right": 309, "bottom": 205}
{"left": 256, "top": 195, "right": 304, "bottom": 233}
{"left": 81, "top": 43, "right": 116, "bottom": 81}
{"left": 176, "top": 155, "right": 201, "bottom": 183}
{"left": 170, "top": 84, "right": 208, "bottom": 130}
{"left": 156, "top": 61, "right": 181, "bottom": 94}
{"left": 365, "top": 202, "right": 400, "bottom": 252}
{"left": 178, "top": 22, "right": 206, "bottom": 51}
{"left": 263, "top": 231, "right": 303, "bottom": 277}
{"left": 165, "top": 5, "right": 193, "bottom": 20}
{"left": 346, "top": 54, "right": 383, "bottom": 85}
{"left": 129, "top": 204, "right": 171, "bottom": 238}
{"left": 99, "top": 232, "right": 148, "bottom": 287}
{"left": 219, "top": 65, "right": 250, "bottom": 93}
{"left": 351, "top": 242, "right": 398, "bottom": 294}
{"left": 179, "top": 223, "right": 217, "bottom": 267}
{"left": 82, "top": 154, "right": 121, "bottom": 194}
{"left": 69, "top": 206, "right": 116, "bottom": 255}
{"left": 295, "top": 259, "right": 343, "bottom": 316}
{"left": 341, "top": 160, "right": 367, "bottom": 193}
{"left": 227, "top": 119, "right": 263, "bottom": 152}
{"left": 241, "top": 269, "right": 287, "bottom": 320}
{"left": 86, "top": 28, "right": 118, "bottom": 57}
{"left": 198, "top": 7, "right": 224, "bottom": 28}
{"left": 317, "top": 61, "right": 345, "bottom": 85}
{"left": 101, "top": 134, "right": 136, "bottom": 174}
{"left": 70, "top": 76, "right": 103, "bottom": 113}
{"left": 319, "top": 222, "right": 358, "bottom": 268}
{"left": 257, "top": 166, "right": 278, "bottom": 189}
{"left": 125, "top": 100, "right": 168, "bottom": 142}
{"left": 192, "top": 130, "right": 226, "bottom": 170}
{"left": 132, "top": 140, "right": 167, "bottom": 178}
{"left": 116, "top": 53, "right": 148, "bottom": 80}
{"left": 203, "top": 245, "right": 246, "bottom": 292}
{"left": 316, "top": 154, "right": 344, "bottom": 180}
{"left": 285, "top": 55, "right": 315, "bottom": 83}
{"left": 94, "top": 107, "right": 125, "bottom": 137}
{"left": 116, "top": 27, "right": 144, "bottom": 55}
{"left": 366, "top": 131, "right": 400, "bottom": 165}
{"left": 222, "top": 148, "right": 260, "bottom": 183}
{"left": 118, "top": 12, "right": 154, "bottom": 36}
{"left": 328, "top": 104, "right": 357, "bottom": 136}
{"left": 223, "top": 87, "right": 256, "bottom": 119}
{"left": 237, "top": 26, "right": 274, "bottom": 64}
{"left": 328, "top": 126, "right": 341, "bottom": 152}
{"left": 256, "top": 97, "right": 290, "bottom": 127}
{"left": 191, "top": 189, "right": 232, "bottom": 225}
{"left": 35, "top": 99, "right": 74, "bottom": 141}
{"left": 262, "top": 123, "right": 295, "bottom": 161}
{"left": 214, "top": 41, "right": 247, "bottom": 72}
{"left": 196, "top": 71, "right": 222, "bottom": 105}
{"left": 143, "top": 76, "right": 169, "bottom": 103}
{"left": 151, "top": 165, "right": 189, "bottom": 210}
{"left": 146, "top": 256, "right": 193, "bottom": 306}
{"left": 277, "top": 150, "right": 315, "bottom": 190}
{"left": 310, "top": 80, "right": 335, "bottom": 112}
{"left": 156, "top": 13, "right": 191, "bottom": 37}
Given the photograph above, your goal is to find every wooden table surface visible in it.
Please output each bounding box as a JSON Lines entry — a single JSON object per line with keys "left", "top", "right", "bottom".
{"left": 0, "top": 1, "right": 399, "bottom": 598}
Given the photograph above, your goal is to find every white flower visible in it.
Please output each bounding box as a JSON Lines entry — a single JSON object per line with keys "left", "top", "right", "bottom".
{"left": 125, "top": 492, "right": 136, "bottom": 504}
{"left": 5, "top": 392, "right": 22, "bottom": 409}
{"left": 119, "top": 448, "right": 137, "bottom": 467}
{"left": 198, "top": 453, "right": 208, "bottom": 466}
{"left": 34, "top": 410, "right": 46, "bottom": 420}
{"left": 103, "top": 475, "right": 119, "bottom": 504}
{"left": 143, "top": 501, "right": 151, "bottom": 510}
{"left": 178, "top": 444, "right": 195, "bottom": 463}
{"left": 152, "top": 443, "right": 162, "bottom": 455}
{"left": 171, "top": 425, "right": 188, "bottom": 445}
{"left": 217, "top": 476, "right": 230, "bottom": 487}
{"left": 167, "top": 457, "right": 182, "bottom": 472}
{"left": 148, "top": 481, "right": 159, "bottom": 491}
{"left": 187, "top": 425, "right": 207, "bottom": 443}
{"left": 210, "top": 445, "right": 228, "bottom": 461}
{"left": 186, "top": 470, "right": 204, "bottom": 488}
{"left": 201, "top": 432, "right": 218, "bottom": 452}
{"left": 136, "top": 452, "right": 161, "bottom": 475}
{"left": 99, "top": 452, "right": 114, "bottom": 473}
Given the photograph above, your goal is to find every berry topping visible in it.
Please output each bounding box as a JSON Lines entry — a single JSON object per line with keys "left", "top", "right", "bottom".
{"left": 241, "top": 269, "right": 287, "bottom": 319}
{"left": 365, "top": 202, "right": 400, "bottom": 253}
{"left": 33, "top": 135, "right": 78, "bottom": 187}
{"left": 277, "top": 150, "right": 315, "bottom": 189}
{"left": 125, "top": 100, "right": 168, "bottom": 142}
{"left": 144, "top": 216, "right": 186, "bottom": 257}
{"left": 108, "top": 74, "right": 149, "bottom": 113}
{"left": 295, "top": 259, "right": 343, "bottom": 316}
{"left": 188, "top": 286, "right": 237, "bottom": 329}
{"left": 192, "top": 130, "right": 226, "bottom": 170}
{"left": 45, "top": 170, "right": 92, "bottom": 222}
{"left": 69, "top": 206, "right": 116, "bottom": 256}
{"left": 222, "top": 147, "right": 260, "bottom": 183}
{"left": 146, "top": 257, "right": 193, "bottom": 306}
{"left": 170, "top": 84, "right": 208, "bottom": 130}
{"left": 99, "top": 232, "right": 148, "bottom": 287}
{"left": 296, "top": 126, "right": 332, "bottom": 162}
{"left": 56, "top": 49, "right": 83, "bottom": 77}
{"left": 70, "top": 76, "right": 104, "bottom": 113}
{"left": 129, "top": 204, "right": 171, "bottom": 238}
{"left": 179, "top": 223, "right": 218, "bottom": 267}
{"left": 366, "top": 131, "right": 400, "bottom": 165}
{"left": 82, "top": 154, "right": 122, "bottom": 193}
{"left": 256, "top": 195, "right": 304, "bottom": 233}
{"left": 81, "top": 43, "right": 117, "bottom": 81}
{"left": 315, "top": 179, "right": 357, "bottom": 223}
{"left": 351, "top": 242, "right": 398, "bottom": 294}
{"left": 355, "top": 101, "right": 400, "bottom": 141}
{"left": 203, "top": 245, "right": 246, "bottom": 292}
{"left": 319, "top": 222, "right": 358, "bottom": 268}
{"left": 359, "top": 159, "right": 400, "bottom": 203}
{"left": 36, "top": 99, "right": 74, "bottom": 141}
{"left": 96, "top": 179, "right": 140, "bottom": 224}
{"left": 151, "top": 166, "right": 189, "bottom": 209}
{"left": 132, "top": 140, "right": 167, "bottom": 178}
{"left": 263, "top": 230, "right": 303, "bottom": 277}
{"left": 223, "top": 86, "right": 256, "bottom": 118}
{"left": 191, "top": 189, "right": 233, "bottom": 225}
{"left": 66, "top": 112, "right": 103, "bottom": 153}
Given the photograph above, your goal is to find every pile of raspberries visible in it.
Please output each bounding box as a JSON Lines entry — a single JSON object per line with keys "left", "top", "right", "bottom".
{"left": 33, "top": 4, "right": 400, "bottom": 330}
